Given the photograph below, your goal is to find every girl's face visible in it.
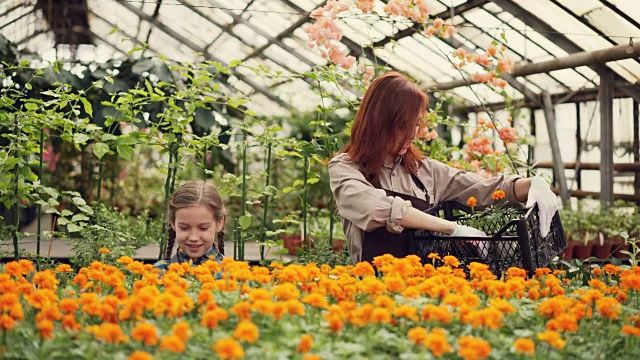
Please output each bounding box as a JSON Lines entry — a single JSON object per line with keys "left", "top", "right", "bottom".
{"left": 171, "top": 204, "right": 223, "bottom": 260}
{"left": 397, "top": 123, "right": 420, "bottom": 156}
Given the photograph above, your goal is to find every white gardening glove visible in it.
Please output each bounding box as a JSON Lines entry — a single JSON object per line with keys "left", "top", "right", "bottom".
{"left": 450, "top": 223, "right": 489, "bottom": 258}
{"left": 450, "top": 223, "right": 487, "bottom": 237}
{"left": 525, "top": 176, "right": 559, "bottom": 238}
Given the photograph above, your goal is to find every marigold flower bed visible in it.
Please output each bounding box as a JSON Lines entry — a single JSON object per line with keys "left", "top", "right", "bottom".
{"left": 1, "top": 254, "right": 639, "bottom": 359}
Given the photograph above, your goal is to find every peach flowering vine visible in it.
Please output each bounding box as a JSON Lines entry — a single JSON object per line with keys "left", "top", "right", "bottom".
{"left": 452, "top": 44, "right": 514, "bottom": 89}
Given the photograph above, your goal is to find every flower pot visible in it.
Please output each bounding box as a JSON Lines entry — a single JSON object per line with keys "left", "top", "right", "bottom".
{"left": 560, "top": 241, "right": 574, "bottom": 260}
{"left": 572, "top": 242, "right": 594, "bottom": 260}
{"left": 592, "top": 243, "right": 612, "bottom": 259}
{"left": 331, "top": 239, "right": 346, "bottom": 253}
{"left": 611, "top": 237, "right": 630, "bottom": 259}
{"left": 281, "top": 234, "right": 303, "bottom": 256}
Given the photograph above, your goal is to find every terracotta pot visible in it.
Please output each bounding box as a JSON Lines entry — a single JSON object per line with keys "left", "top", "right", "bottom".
{"left": 331, "top": 239, "right": 346, "bottom": 253}
{"left": 572, "top": 242, "right": 594, "bottom": 260}
{"left": 560, "top": 241, "right": 574, "bottom": 260}
{"left": 592, "top": 243, "right": 613, "bottom": 259}
{"left": 611, "top": 237, "right": 630, "bottom": 259}
{"left": 281, "top": 234, "right": 303, "bottom": 256}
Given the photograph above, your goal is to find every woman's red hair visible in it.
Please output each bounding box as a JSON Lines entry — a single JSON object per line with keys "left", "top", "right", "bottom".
{"left": 343, "top": 72, "right": 427, "bottom": 184}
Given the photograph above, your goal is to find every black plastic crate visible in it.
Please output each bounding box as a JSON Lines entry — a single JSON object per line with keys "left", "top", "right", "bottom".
{"left": 407, "top": 202, "right": 567, "bottom": 276}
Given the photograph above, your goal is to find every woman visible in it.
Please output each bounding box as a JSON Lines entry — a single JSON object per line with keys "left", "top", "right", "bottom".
{"left": 329, "top": 72, "right": 558, "bottom": 264}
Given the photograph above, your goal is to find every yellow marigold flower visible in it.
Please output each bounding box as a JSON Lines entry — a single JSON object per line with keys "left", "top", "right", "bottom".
{"left": 408, "top": 327, "right": 428, "bottom": 345}
{"left": 505, "top": 267, "right": 527, "bottom": 279}
{"left": 383, "top": 275, "right": 405, "bottom": 293}
{"left": 442, "top": 255, "right": 459, "bottom": 268}
{"left": 622, "top": 325, "right": 640, "bottom": 337}
{"left": 513, "top": 338, "right": 535, "bottom": 355}
{"left": 596, "top": 297, "right": 621, "bottom": 319}
{"left": 99, "top": 247, "right": 111, "bottom": 254}
{"left": 546, "top": 313, "right": 578, "bottom": 332}
{"left": 457, "top": 336, "right": 492, "bottom": 360}
{"left": 374, "top": 295, "right": 396, "bottom": 309}
{"left": 401, "top": 285, "right": 420, "bottom": 299}
{"left": 537, "top": 330, "right": 565, "bottom": 349}
{"left": 302, "top": 293, "right": 329, "bottom": 309}
{"left": 116, "top": 256, "right": 134, "bottom": 265}
{"left": 491, "top": 190, "right": 506, "bottom": 201}
{"left": 427, "top": 253, "right": 441, "bottom": 260}
{"left": 233, "top": 320, "right": 259, "bottom": 343}
{"left": 297, "top": 334, "right": 314, "bottom": 353}
{"left": 248, "top": 288, "right": 271, "bottom": 303}
{"left": 356, "top": 276, "right": 387, "bottom": 296}
{"left": 284, "top": 299, "right": 305, "bottom": 318}
{"left": 214, "top": 337, "right": 245, "bottom": 359}
{"left": 302, "top": 356, "right": 321, "bottom": 360}
{"left": 128, "top": 350, "right": 152, "bottom": 360}
{"left": 160, "top": 335, "right": 186, "bottom": 353}
{"left": 269, "top": 262, "right": 284, "bottom": 270}
{"left": 462, "top": 307, "right": 503, "bottom": 329}
{"left": 424, "top": 328, "right": 452, "bottom": 358}
{"left": 132, "top": 322, "right": 158, "bottom": 346}
{"left": 172, "top": 321, "right": 191, "bottom": 342}
{"left": 421, "top": 304, "right": 452, "bottom": 324}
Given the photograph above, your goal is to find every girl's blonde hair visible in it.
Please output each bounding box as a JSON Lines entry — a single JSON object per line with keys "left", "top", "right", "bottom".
{"left": 165, "top": 181, "right": 227, "bottom": 258}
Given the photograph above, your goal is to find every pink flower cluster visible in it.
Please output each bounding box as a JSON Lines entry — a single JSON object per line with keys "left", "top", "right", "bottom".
{"left": 498, "top": 126, "right": 517, "bottom": 143}
{"left": 358, "top": 64, "right": 376, "bottom": 86}
{"left": 419, "top": 128, "right": 438, "bottom": 141}
{"left": 464, "top": 136, "right": 493, "bottom": 156}
{"left": 424, "top": 17, "right": 457, "bottom": 38}
{"left": 452, "top": 46, "right": 513, "bottom": 89}
{"left": 356, "top": 0, "right": 375, "bottom": 14}
{"left": 305, "top": 1, "right": 355, "bottom": 69}
{"left": 384, "top": 0, "right": 431, "bottom": 23}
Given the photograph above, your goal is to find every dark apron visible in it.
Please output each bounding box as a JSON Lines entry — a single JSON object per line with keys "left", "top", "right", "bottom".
{"left": 361, "top": 174, "right": 431, "bottom": 263}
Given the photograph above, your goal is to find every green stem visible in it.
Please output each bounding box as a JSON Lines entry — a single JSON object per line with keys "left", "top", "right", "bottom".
{"left": 37, "top": 128, "right": 44, "bottom": 269}
{"left": 159, "top": 140, "right": 175, "bottom": 261}
{"left": 11, "top": 120, "right": 20, "bottom": 260}
{"left": 202, "top": 145, "right": 207, "bottom": 180}
{"left": 303, "top": 155, "right": 309, "bottom": 251}
{"left": 96, "top": 160, "right": 104, "bottom": 204}
{"left": 259, "top": 142, "right": 272, "bottom": 261}
{"left": 329, "top": 193, "right": 334, "bottom": 247}
{"left": 240, "top": 130, "right": 248, "bottom": 261}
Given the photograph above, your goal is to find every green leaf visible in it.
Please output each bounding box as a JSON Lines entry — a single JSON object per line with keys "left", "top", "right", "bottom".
{"left": 93, "top": 142, "right": 109, "bottom": 160}
{"left": 239, "top": 215, "right": 252, "bottom": 230}
{"left": 67, "top": 223, "right": 82, "bottom": 232}
{"left": 60, "top": 209, "right": 74, "bottom": 217}
{"left": 229, "top": 59, "right": 242, "bottom": 68}
{"left": 102, "top": 134, "right": 118, "bottom": 142}
{"left": 117, "top": 144, "right": 134, "bottom": 160}
{"left": 80, "top": 97, "right": 93, "bottom": 117}
{"left": 24, "top": 102, "right": 38, "bottom": 111}
{"left": 71, "top": 214, "right": 90, "bottom": 222}
{"left": 73, "top": 133, "right": 90, "bottom": 145}
{"left": 109, "top": 27, "right": 118, "bottom": 35}
{"left": 72, "top": 197, "right": 86, "bottom": 206}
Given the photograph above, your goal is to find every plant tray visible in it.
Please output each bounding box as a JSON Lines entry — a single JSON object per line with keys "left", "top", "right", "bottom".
{"left": 408, "top": 202, "right": 567, "bottom": 276}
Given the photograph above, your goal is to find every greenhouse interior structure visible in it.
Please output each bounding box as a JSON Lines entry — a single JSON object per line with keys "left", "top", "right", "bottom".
{"left": 1, "top": 0, "right": 640, "bottom": 359}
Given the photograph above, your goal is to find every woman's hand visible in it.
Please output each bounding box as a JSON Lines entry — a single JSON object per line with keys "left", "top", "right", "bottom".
{"left": 526, "top": 176, "right": 559, "bottom": 237}
{"left": 450, "top": 223, "right": 487, "bottom": 237}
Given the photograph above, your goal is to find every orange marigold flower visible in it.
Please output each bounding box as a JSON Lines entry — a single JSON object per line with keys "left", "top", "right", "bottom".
{"left": 132, "top": 322, "right": 158, "bottom": 345}
{"left": 99, "top": 248, "right": 111, "bottom": 254}
{"left": 160, "top": 335, "right": 186, "bottom": 353}
{"left": 492, "top": 190, "right": 506, "bottom": 201}
{"left": 457, "top": 336, "right": 492, "bottom": 360}
{"left": 351, "top": 262, "right": 375, "bottom": 277}
{"left": 213, "top": 337, "right": 245, "bottom": 359}
{"left": 172, "top": 321, "right": 191, "bottom": 342}
{"left": 0, "top": 314, "right": 15, "bottom": 331}
{"left": 233, "top": 320, "right": 259, "bottom": 343}
{"left": 513, "top": 338, "right": 535, "bottom": 355}
{"left": 55, "top": 264, "right": 73, "bottom": 273}
{"left": 622, "top": 325, "right": 640, "bottom": 337}
{"left": 424, "top": 328, "right": 452, "bottom": 358}
{"left": 302, "top": 293, "right": 329, "bottom": 309}
{"left": 592, "top": 268, "right": 602, "bottom": 277}
{"left": 442, "top": 255, "right": 459, "bottom": 268}
{"left": 297, "top": 334, "right": 314, "bottom": 353}
{"left": 596, "top": 297, "right": 621, "bottom": 319}
{"left": 466, "top": 197, "right": 478, "bottom": 207}
{"left": 128, "top": 350, "right": 153, "bottom": 360}
{"left": 302, "top": 356, "right": 321, "bottom": 360}
{"left": 537, "top": 330, "right": 565, "bottom": 349}
{"left": 116, "top": 256, "right": 134, "bottom": 265}
{"left": 427, "top": 253, "right": 441, "bottom": 260}
{"left": 408, "top": 327, "right": 428, "bottom": 345}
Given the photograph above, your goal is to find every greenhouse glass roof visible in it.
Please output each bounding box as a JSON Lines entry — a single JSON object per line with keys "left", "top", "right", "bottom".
{"left": 1, "top": 0, "right": 640, "bottom": 115}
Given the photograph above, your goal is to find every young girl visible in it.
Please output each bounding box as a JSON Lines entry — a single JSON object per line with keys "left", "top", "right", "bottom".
{"left": 154, "top": 181, "right": 226, "bottom": 271}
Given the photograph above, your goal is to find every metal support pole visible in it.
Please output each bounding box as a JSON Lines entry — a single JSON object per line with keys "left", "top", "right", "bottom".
{"left": 576, "top": 102, "right": 582, "bottom": 189}
{"left": 541, "top": 92, "right": 570, "bottom": 204}
{"left": 599, "top": 70, "right": 614, "bottom": 205}
{"left": 634, "top": 100, "right": 639, "bottom": 196}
